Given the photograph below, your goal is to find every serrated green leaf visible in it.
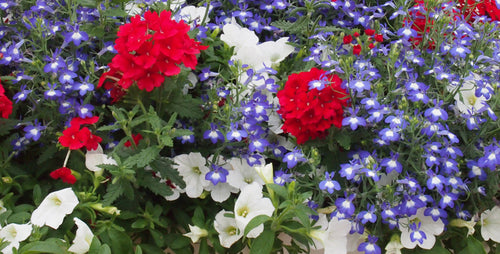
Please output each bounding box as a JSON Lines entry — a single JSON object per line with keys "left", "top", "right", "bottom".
{"left": 159, "top": 135, "right": 174, "bottom": 147}
{"left": 149, "top": 158, "right": 186, "bottom": 189}
{"left": 244, "top": 215, "right": 270, "bottom": 236}
{"left": 123, "top": 146, "right": 161, "bottom": 168}
{"left": 336, "top": 133, "right": 351, "bottom": 150}
{"left": 171, "top": 129, "right": 194, "bottom": 138}
{"left": 139, "top": 172, "right": 173, "bottom": 197}
{"left": 131, "top": 218, "right": 149, "bottom": 229}
{"left": 102, "top": 8, "right": 127, "bottom": 18}
{"left": 165, "top": 94, "right": 203, "bottom": 119}
{"left": 36, "top": 145, "right": 57, "bottom": 164}
{"left": 271, "top": 17, "right": 308, "bottom": 34}
{"left": 102, "top": 181, "right": 123, "bottom": 206}
{"left": 249, "top": 230, "right": 274, "bottom": 254}
{"left": 97, "top": 124, "right": 120, "bottom": 131}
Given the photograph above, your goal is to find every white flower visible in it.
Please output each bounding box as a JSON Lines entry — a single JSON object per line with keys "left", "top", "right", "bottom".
{"left": 451, "top": 74, "right": 491, "bottom": 114}
{"left": 31, "top": 188, "right": 79, "bottom": 229}
{"left": 0, "top": 223, "right": 32, "bottom": 254}
{"left": 234, "top": 182, "right": 274, "bottom": 238}
{"left": 183, "top": 225, "right": 208, "bottom": 243}
{"left": 399, "top": 207, "right": 444, "bottom": 250}
{"left": 68, "top": 218, "right": 94, "bottom": 254}
{"left": 227, "top": 157, "right": 265, "bottom": 191}
{"left": 124, "top": 2, "right": 143, "bottom": 16}
{"left": 220, "top": 22, "right": 259, "bottom": 51}
{"left": 173, "top": 152, "right": 210, "bottom": 198}
{"left": 310, "top": 214, "right": 352, "bottom": 254}
{"left": 385, "top": 235, "right": 404, "bottom": 254}
{"left": 481, "top": 205, "right": 500, "bottom": 243}
{"left": 205, "top": 181, "right": 239, "bottom": 203}
{"left": 213, "top": 210, "right": 243, "bottom": 248}
{"left": 257, "top": 37, "right": 295, "bottom": 67}
{"left": 177, "top": 5, "right": 210, "bottom": 25}
{"left": 254, "top": 163, "right": 274, "bottom": 184}
{"left": 0, "top": 200, "right": 6, "bottom": 215}
{"left": 86, "top": 144, "right": 117, "bottom": 174}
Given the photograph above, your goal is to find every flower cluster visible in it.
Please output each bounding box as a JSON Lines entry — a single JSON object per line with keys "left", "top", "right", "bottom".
{"left": 99, "top": 10, "right": 208, "bottom": 92}
{"left": 0, "top": 78, "right": 12, "bottom": 119}
{"left": 277, "top": 68, "right": 348, "bottom": 144}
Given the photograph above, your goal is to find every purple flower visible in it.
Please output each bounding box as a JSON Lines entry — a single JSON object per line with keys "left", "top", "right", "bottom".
{"left": 203, "top": 123, "right": 225, "bottom": 144}
{"left": 339, "top": 162, "right": 362, "bottom": 180}
{"left": 13, "top": 85, "right": 31, "bottom": 103}
{"left": 439, "top": 190, "right": 458, "bottom": 209}
{"left": 205, "top": 165, "right": 229, "bottom": 185}
{"left": 381, "top": 152, "right": 402, "bottom": 173}
{"left": 73, "top": 76, "right": 94, "bottom": 96}
{"left": 426, "top": 170, "right": 445, "bottom": 191}
{"left": 424, "top": 100, "right": 448, "bottom": 122}
{"left": 342, "top": 108, "right": 366, "bottom": 131}
{"left": 378, "top": 128, "right": 400, "bottom": 142}
{"left": 226, "top": 123, "right": 247, "bottom": 142}
{"left": 409, "top": 222, "right": 427, "bottom": 245}
{"left": 283, "top": 148, "right": 307, "bottom": 169}
{"left": 319, "top": 172, "right": 341, "bottom": 194}
{"left": 335, "top": 193, "right": 356, "bottom": 216}
{"left": 24, "top": 121, "right": 46, "bottom": 141}
{"left": 76, "top": 103, "right": 94, "bottom": 118}
{"left": 358, "top": 205, "right": 377, "bottom": 224}
{"left": 274, "top": 170, "right": 293, "bottom": 186}
{"left": 44, "top": 83, "right": 62, "bottom": 100}
{"left": 248, "top": 138, "right": 269, "bottom": 153}
{"left": 348, "top": 78, "right": 371, "bottom": 93}
{"left": 357, "top": 235, "right": 381, "bottom": 254}
{"left": 62, "top": 24, "right": 89, "bottom": 47}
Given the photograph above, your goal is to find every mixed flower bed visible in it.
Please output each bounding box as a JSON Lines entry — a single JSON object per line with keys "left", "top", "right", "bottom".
{"left": 0, "top": 0, "right": 499, "bottom": 253}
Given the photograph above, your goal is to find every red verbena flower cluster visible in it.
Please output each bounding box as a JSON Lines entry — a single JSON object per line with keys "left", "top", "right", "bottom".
{"left": 458, "top": 0, "right": 500, "bottom": 21}
{"left": 0, "top": 79, "right": 13, "bottom": 119}
{"left": 343, "top": 29, "right": 384, "bottom": 55}
{"left": 50, "top": 167, "right": 76, "bottom": 184}
{"left": 98, "top": 10, "right": 208, "bottom": 93}
{"left": 277, "top": 68, "right": 349, "bottom": 144}
{"left": 58, "top": 116, "right": 102, "bottom": 150}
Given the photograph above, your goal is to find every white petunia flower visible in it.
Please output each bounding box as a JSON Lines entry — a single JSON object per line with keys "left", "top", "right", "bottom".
{"left": 173, "top": 152, "right": 210, "bottom": 198}
{"left": 385, "top": 235, "right": 404, "bottom": 254}
{"left": 31, "top": 188, "right": 79, "bottom": 229}
{"left": 177, "top": 5, "right": 210, "bottom": 25}
{"left": 68, "top": 218, "right": 94, "bottom": 254}
{"left": 399, "top": 207, "right": 444, "bottom": 250}
{"left": 234, "top": 182, "right": 274, "bottom": 238}
{"left": 254, "top": 163, "right": 274, "bottom": 184}
{"left": 183, "top": 225, "right": 208, "bottom": 243}
{"left": 86, "top": 144, "right": 117, "bottom": 175}
{"left": 310, "top": 214, "right": 352, "bottom": 253}
{"left": 481, "top": 205, "right": 500, "bottom": 243}
{"left": 213, "top": 210, "right": 243, "bottom": 248}
{"left": 220, "top": 22, "right": 259, "bottom": 51}
{"left": 0, "top": 223, "right": 32, "bottom": 254}
{"left": 227, "top": 157, "right": 265, "bottom": 191}
{"left": 450, "top": 73, "right": 492, "bottom": 115}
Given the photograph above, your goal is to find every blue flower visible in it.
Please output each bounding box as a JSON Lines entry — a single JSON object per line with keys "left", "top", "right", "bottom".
{"left": 62, "top": 24, "right": 89, "bottom": 47}
{"left": 205, "top": 165, "right": 229, "bottom": 186}
{"left": 424, "top": 100, "right": 448, "bottom": 122}
{"left": 274, "top": 170, "right": 292, "bottom": 186}
{"left": 44, "top": 83, "right": 62, "bottom": 100}
{"left": 13, "top": 85, "right": 31, "bottom": 103}
{"left": 203, "top": 123, "right": 225, "bottom": 144}
{"left": 357, "top": 235, "right": 381, "bottom": 254}
{"left": 23, "top": 121, "right": 46, "bottom": 141}
{"left": 283, "top": 148, "right": 307, "bottom": 169}
{"left": 339, "top": 161, "right": 362, "bottom": 180}
{"left": 358, "top": 204, "right": 377, "bottom": 224}
{"left": 378, "top": 128, "right": 400, "bottom": 142}
{"left": 319, "top": 172, "right": 341, "bottom": 194}
{"left": 226, "top": 123, "right": 247, "bottom": 142}
{"left": 381, "top": 152, "right": 402, "bottom": 173}
{"left": 342, "top": 108, "right": 366, "bottom": 131}
{"left": 409, "top": 222, "right": 427, "bottom": 245}
{"left": 426, "top": 170, "right": 445, "bottom": 191}
{"left": 335, "top": 193, "right": 356, "bottom": 216}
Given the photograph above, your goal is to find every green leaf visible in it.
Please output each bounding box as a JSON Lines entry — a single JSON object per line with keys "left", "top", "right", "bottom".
{"left": 336, "top": 133, "right": 351, "bottom": 150}
{"left": 18, "top": 239, "right": 67, "bottom": 254}
{"left": 457, "top": 237, "right": 487, "bottom": 254}
{"left": 139, "top": 172, "right": 173, "bottom": 197}
{"left": 98, "top": 244, "right": 112, "bottom": 254}
{"left": 266, "top": 184, "right": 288, "bottom": 199}
{"left": 101, "top": 228, "right": 133, "bottom": 254}
{"left": 150, "top": 228, "right": 166, "bottom": 248}
{"left": 123, "top": 146, "right": 161, "bottom": 168}
{"left": 75, "top": 0, "right": 97, "bottom": 7}
{"left": 88, "top": 236, "right": 102, "bottom": 254}
{"left": 149, "top": 158, "right": 186, "bottom": 189}
{"left": 192, "top": 206, "right": 205, "bottom": 227}
{"left": 36, "top": 145, "right": 57, "bottom": 164}
{"left": 102, "top": 181, "right": 123, "bottom": 206}
{"left": 135, "top": 245, "right": 143, "bottom": 254}
{"left": 249, "top": 230, "right": 275, "bottom": 254}
{"left": 199, "top": 239, "right": 209, "bottom": 254}
{"left": 165, "top": 94, "right": 204, "bottom": 119}
{"left": 244, "top": 215, "right": 270, "bottom": 236}
{"left": 271, "top": 17, "right": 308, "bottom": 34}
{"left": 32, "top": 184, "right": 43, "bottom": 206}
{"left": 131, "top": 218, "right": 149, "bottom": 229}
{"left": 102, "top": 8, "right": 127, "bottom": 18}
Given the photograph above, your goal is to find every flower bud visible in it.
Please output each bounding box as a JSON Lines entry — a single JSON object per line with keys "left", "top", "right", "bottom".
{"left": 90, "top": 203, "right": 121, "bottom": 215}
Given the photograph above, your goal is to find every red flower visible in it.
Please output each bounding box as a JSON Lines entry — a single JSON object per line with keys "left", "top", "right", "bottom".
{"left": 365, "top": 29, "right": 375, "bottom": 36}
{"left": 85, "top": 132, "right": 103, "bottom": 151}
{"left": 50, "top": 167, "right": 77, "bottom": 184}
{"left": 353, "top": 45, "right": 362, "bottom": 55}
{"left": 0, "top": 79, "right": 13, "bottom": 119}
{"left": 353, "top": 32, "right": 360, "bottom": 37}
{"left": 70, "top": 116, "right": 99, "bottom": 127}
{"left": 277, "top": 68, "right": 349, "bottom": 144}
{"left": 343, "top": 35, "right": 353, "bottom": 44}
{"left": 100, "top": 10, "right": 208, "bottom": 93}
{"left": 374, "top": 34, "right": 384, "bottom": 43}
{"left": 458, "top": 0, "right": 500, "bottom": 21}
{"left": 59, "top": 126, "right": 91, "bottom": 150}
{"left": 368, "top": 43, "right": 375, "bottom": 49}
{"left": 124, "top": 133, "right": 143, "bottom": 147}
